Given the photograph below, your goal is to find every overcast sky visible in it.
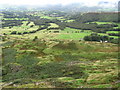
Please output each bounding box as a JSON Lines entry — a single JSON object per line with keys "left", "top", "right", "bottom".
{"left": 0, "top": 0, "right": 119, "bottom": 6}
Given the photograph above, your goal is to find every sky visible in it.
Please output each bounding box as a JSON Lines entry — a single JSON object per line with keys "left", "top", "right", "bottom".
{"left": 0, "top": 0, "right": 119, "bottom": 6}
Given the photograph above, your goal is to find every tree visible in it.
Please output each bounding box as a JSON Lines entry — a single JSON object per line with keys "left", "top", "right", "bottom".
{"left": 11, "top": 31, "right": 17, "bottom": 34}
{"left": 33, "top": 36, "right": 38, "bottom": 41}
{"left": 84, "top": 33, "right": 109, "bottom": 42}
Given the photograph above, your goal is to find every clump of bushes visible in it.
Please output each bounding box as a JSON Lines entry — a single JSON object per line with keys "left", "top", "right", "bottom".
{"left": 84, "top": 33, "right": 108, "bottom": 41}
{"left": 84, "top": 33, "right": 119, "bottom": 44}
{"left": 2, "top": 63, "right": 22, "bottom": 75}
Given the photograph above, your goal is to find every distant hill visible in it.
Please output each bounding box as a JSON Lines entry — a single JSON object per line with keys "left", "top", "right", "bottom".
{"left": 0, "top": 1, "right": 118, "bottom": 12}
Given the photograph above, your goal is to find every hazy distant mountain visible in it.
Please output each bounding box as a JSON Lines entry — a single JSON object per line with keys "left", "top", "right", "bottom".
{"left": 119, "top": 1, "right": 120, "bottom": 11}
{"left": 0, "top": 1, "right": 118, "bottom": 12}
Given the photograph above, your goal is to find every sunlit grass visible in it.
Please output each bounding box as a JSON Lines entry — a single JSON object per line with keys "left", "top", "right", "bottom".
{"left": 48, "top": 23, "right": 59, "bottom": 28}
{"left": 106, "top": 31, "right": 118, "bottom": 34}
{"left": 55, "top": 33, "right": 91, "bottom": 40}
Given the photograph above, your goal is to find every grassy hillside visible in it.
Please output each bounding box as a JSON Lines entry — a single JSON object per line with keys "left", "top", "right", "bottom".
{"left": 1, "top": 38, "right": 119, "bottom": 88}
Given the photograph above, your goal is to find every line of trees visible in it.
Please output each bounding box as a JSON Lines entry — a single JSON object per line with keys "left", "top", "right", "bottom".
{"left": 2, "top": 20, "right": 23, "bottom": 28}
{"left": 108, "top": 33, "right": 120, "bottom": 36}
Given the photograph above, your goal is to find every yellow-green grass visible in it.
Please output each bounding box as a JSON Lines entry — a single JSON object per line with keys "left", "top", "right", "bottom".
{"left": 106, "top": 31, "right": 118, "bottom": 34}
{"left": 92, "top": 22, "right": 114, "bottom": 24}
{"left": 64, "top": 27, "right": 80, "bottom": 31}
{"left": 109, "top": 36, "right": 118, "bottom": 39}
{"left": 54, "top": 33, "right": 91, "bottom": 40}
{"left": 10, "top": 35, "right": 27, "bottom": 39}
{"left": 56, "top": 17, "right": 64, "bottom": 19}
{"left": 66, "top": 20, "right": 75, "bottom": 22}
{"left": 45, "top": 27, "right": 92, "bottom": 40}
{"left": 21, "top": 21, "right": 29, "bottom": 26}
{"left": 113, "top": 27, "right": 119, "bottom": 29}
{"left": 48, "top": 23, "right": 59, "bottom": 28}
{"left": 41, "top": 16, "right": 56, "bottom": 19}
{"left": 61, "top": 27, "right": 91, "bottom": 33}
{"left": 56, "top": 17, "right": 66, "bottom": 21}
{"left": 28, "top": 22, "right": 35, "bottom": 26}
{"left": 58, "top": 18, "right": 66, "bottom": 21}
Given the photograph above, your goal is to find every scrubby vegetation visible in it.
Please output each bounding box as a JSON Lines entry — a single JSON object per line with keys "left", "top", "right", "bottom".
{"left": 1, "top": 38, "right": 119, "bottom": 88}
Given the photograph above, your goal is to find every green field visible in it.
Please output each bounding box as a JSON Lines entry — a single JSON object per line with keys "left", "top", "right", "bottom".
{"left": 55, "top": 33, "right": 91, "bottom": 40}
{"left": 2, "top": 22, "right": 118, "bottom": 40}
{"left": 48, "top": 23, "right": 59, "bottom": 28}
{"left": 66, "top": 20, "right": 75, "bottom": 22}
{"left": 106, "top": 31, "right": 118, "bottom": 34}
{"left": 91, "top": 22, "right": 114, "bottom": 25}
{"left": 41, "top": 16, "right": 56, "bottom": 19}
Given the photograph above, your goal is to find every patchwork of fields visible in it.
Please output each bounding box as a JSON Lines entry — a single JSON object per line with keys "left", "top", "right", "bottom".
{"left": 1, "top": 21, "right": 119, "bottom": 40}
